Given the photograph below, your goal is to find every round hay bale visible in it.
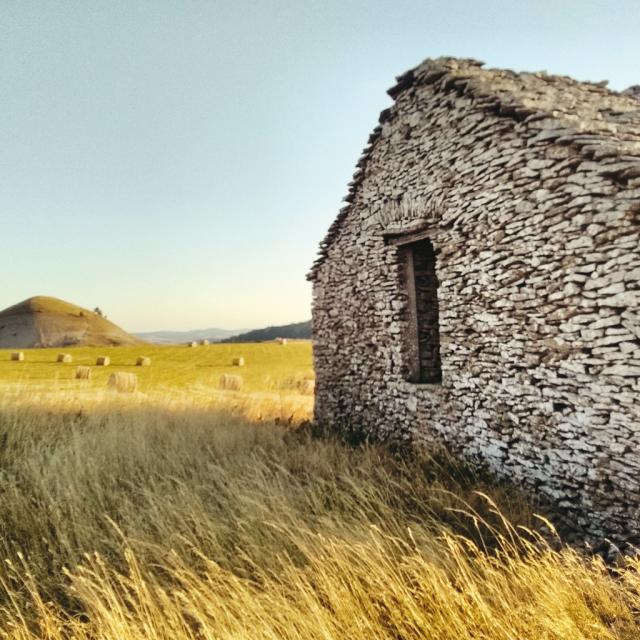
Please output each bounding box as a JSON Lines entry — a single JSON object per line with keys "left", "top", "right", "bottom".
{"left": 188, "top": 341, "right": 198, "bottom": 347}
{"left": 96, "top": 356, "right": 110, "bottom": 366}
{"left": 219, "top": 373, "right": 243, "bottom": 391}
{"left": 136, "top": 356, "right": 151, "bottom": 367}
{"left": 75, "top": 366, "right": 92, "bottom": 380}
{"left": 201, "top": 339, "right": 210, "bottom": 346}
{"left": 10, "top": 352, "right": 24, "bottom": 362}
{"left": 232, "top": 356, "right": 245, "bottom": 367}
{"left": 57, "top": 353, "right": 72, "bottom": 363}
{"left": 299, "top": 379, "right": 315, "bottom": 396}
{"left": 108, "top": 372, "right": 138, "bottom": 393}
{"left": 276, "top": 337, "right": 288, "bottom": 345}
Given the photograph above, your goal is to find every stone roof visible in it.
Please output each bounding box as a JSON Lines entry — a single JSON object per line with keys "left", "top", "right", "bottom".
{"left": 308, "top": 57, "right": 640, "bottom": 280}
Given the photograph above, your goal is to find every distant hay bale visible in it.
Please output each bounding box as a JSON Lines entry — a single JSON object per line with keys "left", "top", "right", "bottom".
{"left": 201, "top": 339, "right": 210, "bottom": 346}
{"left": 96, "top": 356, "right": 110, "bottom": 366}
{"left": 75, "top": 366, "right": 91, "bottom": 380}
{"left": 232, "top": 356, "right": 245, "bottom": 367}
{"left": 276, "top": 337, "right": 288, "bottom": 345}
{"left": 299, "top": 379, "right": 315, "bottom": 396}
{"left": 136, "top": 356, "right": 151, "bottom": 367}
{"left": 57, "top": 353, "right": 72, "bottom": 363}
{"left": 108, "top": 372, "right": 138, "bottom": 393}
{"left": 219, "top": 373, "right": 243, "bottom": 391}
{"left": 188, "top": 341, "right": 198, "bottom": 347}
{"left": 10, "top": 352, "right": 24, "bottom": 362}
{"left": 277, "top": 372, "right": 316, "bottom": 392}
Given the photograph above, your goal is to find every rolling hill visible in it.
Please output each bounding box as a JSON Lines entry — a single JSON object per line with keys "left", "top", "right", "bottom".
{"left": 221, "top": 320, "right": 311, "bottom": 343}
{"left": 134, "top": 327, "right": 247, "bottom": 344}
{"left": 0, "top": 296, "right": 141, "bottom": 348}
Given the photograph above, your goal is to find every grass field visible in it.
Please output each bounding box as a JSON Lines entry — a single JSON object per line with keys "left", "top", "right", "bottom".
{"left": 0, "top": 341, "right": 313, "bottom": 393}
{"left": 1, "top": 341, "right": 640, "bottom": 639}
{"left": 0, "top": 341, "right": 314, "bottom": 422}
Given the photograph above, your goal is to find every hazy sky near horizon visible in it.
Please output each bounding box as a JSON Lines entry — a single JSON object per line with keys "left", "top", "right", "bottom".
{"left": 1, "top": 1, "right": 638, "bottom": 332}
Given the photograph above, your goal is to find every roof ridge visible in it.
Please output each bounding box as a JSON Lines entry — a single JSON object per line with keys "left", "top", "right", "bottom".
{"left": 308, "top": 57, "right": 640, "bottom": 281}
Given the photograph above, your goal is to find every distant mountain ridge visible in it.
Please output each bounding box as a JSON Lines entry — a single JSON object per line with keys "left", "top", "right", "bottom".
{"left": 134, "top": 328, "right": 249, "bottom": 344}
{"left": 0, "top": 296, "right": 141, "bottom": 348}
{"left": 220, "top": 321, "right": 311, "bottom": 343}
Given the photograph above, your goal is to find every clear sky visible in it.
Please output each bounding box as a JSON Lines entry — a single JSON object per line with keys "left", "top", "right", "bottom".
{"left": 1, "top": 1, "right": 638, "bottom": 332}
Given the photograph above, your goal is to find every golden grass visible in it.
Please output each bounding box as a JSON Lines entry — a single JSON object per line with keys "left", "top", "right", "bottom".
{"left": 0, "top": 341, "right": 313, "bottom": 394}
{"left": 0, "top": 343, "right": 639, "bottom": 638}
{"left": 0, "top": 397, "right": 638, "bottom": 638}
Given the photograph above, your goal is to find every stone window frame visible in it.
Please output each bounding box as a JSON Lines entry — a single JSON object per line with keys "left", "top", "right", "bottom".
{"left": 385, "top": 228, "right": 442, "bottom": 385}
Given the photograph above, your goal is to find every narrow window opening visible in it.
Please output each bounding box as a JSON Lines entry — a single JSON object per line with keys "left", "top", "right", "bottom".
{"left": 403, "top": 238, "right": 442, "bottom": 384}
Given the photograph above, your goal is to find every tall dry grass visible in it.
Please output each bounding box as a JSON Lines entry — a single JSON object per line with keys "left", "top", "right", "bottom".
{"left": 0, "top": 392, "right": 638, "bottom": 638}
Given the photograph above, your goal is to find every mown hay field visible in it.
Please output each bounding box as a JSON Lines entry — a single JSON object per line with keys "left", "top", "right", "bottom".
{"left": 0, "top": 341, "right": 314, "bottom": 422}
{"left": 0, "top": 341, "right": 313, "bottom": 392}
{"left": 1, "top": 341, "right": 640, "bottom": 639}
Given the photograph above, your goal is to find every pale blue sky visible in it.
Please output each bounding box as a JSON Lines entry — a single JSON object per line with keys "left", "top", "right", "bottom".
{"left": 1, "top": 1, "right": 638, "bottom": 331}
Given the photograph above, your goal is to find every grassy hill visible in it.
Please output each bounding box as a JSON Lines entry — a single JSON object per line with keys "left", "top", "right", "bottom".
{"left": 0, "top": 296, "right": 140, "bottom": 348}
{"left": 222, "top": 320, "right": 311, "bottom": 343}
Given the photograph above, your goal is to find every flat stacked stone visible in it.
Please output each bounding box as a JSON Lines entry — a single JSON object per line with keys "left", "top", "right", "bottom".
{"left": 308, "top": 57, "right": 640, "bottom": 546}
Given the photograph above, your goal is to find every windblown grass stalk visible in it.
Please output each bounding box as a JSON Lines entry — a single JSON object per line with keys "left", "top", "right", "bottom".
{"left": 0, "top": 381, "right": 313, "bottom": 425}
{"left": 0, "top": 390, "right": 638, "bottom": 638}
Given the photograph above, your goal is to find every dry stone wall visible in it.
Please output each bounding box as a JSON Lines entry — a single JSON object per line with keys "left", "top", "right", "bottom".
{"left": 309, "top": 58, "right": 640, "bottom": 544}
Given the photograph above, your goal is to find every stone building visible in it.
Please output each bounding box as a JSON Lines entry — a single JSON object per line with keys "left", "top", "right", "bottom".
{"left": 308, "top": 57, "right": 640, "bottom": 542}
